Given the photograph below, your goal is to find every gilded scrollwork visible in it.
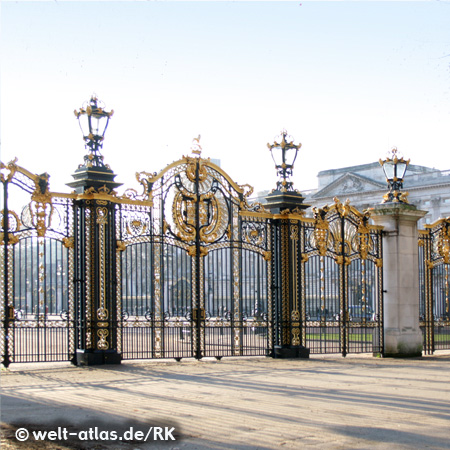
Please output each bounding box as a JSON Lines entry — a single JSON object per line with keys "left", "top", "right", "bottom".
{"left": 427, "top": 218, "right": 450, "bottom": 266}
{"left": 63, "top": 237, "right": 74, "bottom": 249}
{"left": 438, "top": 223, "right": 450, "bottom": 264}
{"left": 117, "top": 240, "right": 126, "bottom": 252}
{"left": 128, "top": 219, "right": 145, "bottom": 234}
{"left": 281, "top": 221, "right": 290, "bottom": 345}
{"left": 199, "top": 195, "right": 224, "bottom": 244}
{"left": 0, "top": 158, "right": 19, "bottom": 183}
{"left": 336, "top": 255, "right": 351, "bottom": 266}
{"left": 96, "top": 206, "right": 108, "bottom": 225}
{"left": 187, "top": 245, "right": 208, "bottom": 257}
{"left": 0, "top": 210, "right": 21, "bottom": 236}
{"left": 26, "top": 172, "right": 54, "bottom": 237}
{"left": 333, "top": 197, "right": 351, "bottom": 218}
{"left": 0, "top": 233, "right": 19, "bottom": 245}
{"left": 311, "top": 206, "right": 330, "bottom": 256}
{"left": 242, "top": 221, "right": 266, "bottom": 247}
{"left": 292, "top": 327, "right": 300, "bottom": 346}
{"left": 290, "top": 224, "right": 299, "bottom": 241}
{"left": 399, "top": 192, "right": 410, "bottom": 204}
{"left": 97, "top": 329, "right": 109, "bottom": 350}
{"left": 97, "top": 307, "right": 108, "bottom": 321}
{"left": 171, "top": 191, "right": 196, "bottom": 242}
{"left": 309, "top": 198, "right": 381, "bottom": 264}
{"left": 355, "top": 214, "right": 372, "bottom": 260}
{"left": 186, "top": 159, "right": 207, "bottom": 183}
{"left": 169, "top": 169, "right": 229, "bottom": 246}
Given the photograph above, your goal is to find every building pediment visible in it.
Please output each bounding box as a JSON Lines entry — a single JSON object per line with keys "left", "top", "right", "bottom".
{"left": 311, "top": 173, "right": 385, "bottom": 199}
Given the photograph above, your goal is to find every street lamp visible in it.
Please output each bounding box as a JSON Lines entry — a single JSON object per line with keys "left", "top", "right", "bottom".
{"left": 74, "top": 95, "right": 114, "bottom": 168}
{"left": 68, "top": 95, "right": 121, "bottom": 194}
{"left": 267, "top": 129, "right": 301, "bottom": 192}
{"left": 379, "top": 147, "right": 410, "bottom": 203}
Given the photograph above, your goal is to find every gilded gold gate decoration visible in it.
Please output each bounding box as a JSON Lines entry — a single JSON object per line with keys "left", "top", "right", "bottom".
{"left": 117, "top": 153, "right": 272, "bottom": 360}
{"left": 1, "top": 95, "right": 388, "bottom": 366}
{"left": 275, "top": 198, "right": 384, "bottom": 356}
{"left": 1, "top": 159, "right": 75, "bottom": 366}
{"left": 419, "top": 218, "right": 450, "bottom": 354}
{"left": 2, "top": 152, "right": 385, "bottom": 365}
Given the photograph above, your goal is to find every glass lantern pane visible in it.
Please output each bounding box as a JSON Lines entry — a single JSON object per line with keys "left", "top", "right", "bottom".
{"left": 286, "top": 147, "right": 298, "bottom": 167}
{"left": 396, "top": 162, "right": 407, "bottom": 179}
{"left": 383, "top": 161, "right": 395, "bottom": 180}
{"left": 270, "top": 146, "right": 283, "bottom": 167}
{"left": 91, "top": 114, "right": 108, "bottom": 137}
{"left": 78, "top": 113, "right": 89, "bottom": 138}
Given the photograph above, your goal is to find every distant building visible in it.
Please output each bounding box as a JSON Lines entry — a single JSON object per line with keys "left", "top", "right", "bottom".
{"left": 251, "top": 162, "right": 450, "bottom": 228}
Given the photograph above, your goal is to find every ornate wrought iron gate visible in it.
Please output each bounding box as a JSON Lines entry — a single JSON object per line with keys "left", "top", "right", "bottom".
{"left": 272, "top": 199, "right": 384, "bottom": 356}
{"left": 117, "top": 157, "right": 272, "bottom": 360}
{"left": 419, "top": 219, "right": 450, "bottom": 354}
{"left": 1, "top": 156, "right": 385, "bottom": 366}
{"left": 1, "top": 161, "right": 75, "bottom": 366}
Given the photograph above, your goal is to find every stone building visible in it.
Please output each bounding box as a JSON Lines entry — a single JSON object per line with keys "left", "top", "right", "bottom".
{"left": 253, "top": 162, "right": 450, "bottom": 228}
{"left": 304, "top": 162, "right": 450, "bottom": 227}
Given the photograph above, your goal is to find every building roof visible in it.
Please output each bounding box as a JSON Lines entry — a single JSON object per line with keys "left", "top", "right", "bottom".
{"left": 312, "top": 172, "right": 385, "bottom": 199}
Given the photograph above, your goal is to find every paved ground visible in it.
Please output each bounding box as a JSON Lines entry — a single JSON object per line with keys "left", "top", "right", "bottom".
{"left": 2, "top": 352, "right": 450, "bottom": 450}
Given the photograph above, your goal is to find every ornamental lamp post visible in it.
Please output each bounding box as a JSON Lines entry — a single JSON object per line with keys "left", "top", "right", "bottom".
{"left": 267, "top": 129, "right": 301, "bottom": 193}
{"left": 379, "top": 147, "right": 410, "bottom": 204}
{"left": 264, "top": 129, "right": 308, "bottom": 214}
{"left": 69, "top": 95, "right": 121, "bottom": 194}
{"left": 265, "top": 129, "right": 310, "bottom": 359}
{"left": 74, "top": 94, "right": 114, "bottom": 168}
{"left": 69, "top": 94, "right": 122, "bottom": 365}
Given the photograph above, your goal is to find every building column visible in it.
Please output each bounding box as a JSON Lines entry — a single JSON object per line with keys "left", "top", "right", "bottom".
{"left": 371, "top": 203, "right": 427, "bottom": 357}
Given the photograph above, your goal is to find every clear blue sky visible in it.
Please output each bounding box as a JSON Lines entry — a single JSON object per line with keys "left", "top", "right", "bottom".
{"left": 1, "top": 1, "right": 449, "bottom": 195}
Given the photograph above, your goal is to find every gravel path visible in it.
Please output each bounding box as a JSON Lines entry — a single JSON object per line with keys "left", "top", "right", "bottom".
{"left": 2, "top": 353, "right": 450, "bottom": 449}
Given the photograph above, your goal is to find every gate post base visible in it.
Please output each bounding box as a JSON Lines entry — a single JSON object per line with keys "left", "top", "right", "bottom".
{"left": 383, "top": 330, "right": 423, "bottom": 358}
{"left": 274, "top": 345, "right": 310, "bottom": 359}
{"left": 76, "top": 349, "right": 123, "bottom": 366}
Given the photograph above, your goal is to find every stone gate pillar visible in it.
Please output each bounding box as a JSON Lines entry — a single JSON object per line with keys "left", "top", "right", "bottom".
{"left": 371, "top": 203, "right": 427, "bottom": 357}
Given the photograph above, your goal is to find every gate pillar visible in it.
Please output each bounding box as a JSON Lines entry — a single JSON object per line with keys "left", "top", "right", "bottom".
{"left": 266, "top": 190, "right": 310, "bottom": 358}
{"left": 371, "top": 203, "right": 427, "bottom": 357}
{"left": 67, "top": 157, "right": 123, "bottom": 365}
